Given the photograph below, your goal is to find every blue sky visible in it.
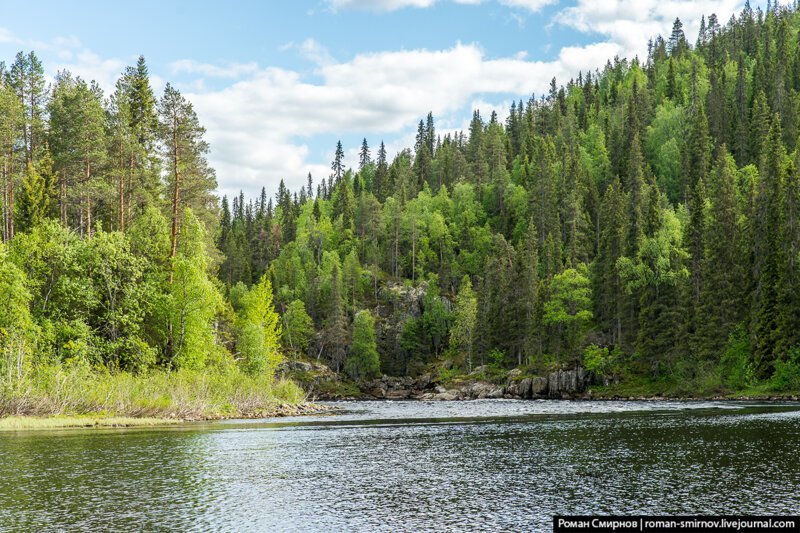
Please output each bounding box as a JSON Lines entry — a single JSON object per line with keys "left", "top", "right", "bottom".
{"left": 0, "top": 0, "right": 768, "bottom": 199}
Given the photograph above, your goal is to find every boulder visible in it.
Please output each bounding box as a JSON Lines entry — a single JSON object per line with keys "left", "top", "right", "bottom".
{"left": 531, "top": 377, "right": 548, "bottom": 396}
{"left": 385, "top": 388, "right": 412, "bottom": 400}
{"left": 433, "top": 390, "right": 462, "bottom": 401}
{"left": 517, "top": 377, "right": 532, "bottom": 398}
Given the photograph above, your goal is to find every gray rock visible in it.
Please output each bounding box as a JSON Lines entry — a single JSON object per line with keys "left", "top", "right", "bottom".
{"left": 486, "top": 386, "right": 504, "bottom": 399}
{"left": 434, "top": 390, "right": 461, "bottom": 401}
{"left": 385, "top": 388, "right": 411, "bottom": 400}
{"left": 531, "top": 377, "right": 548, "bottom": 395}
{"left": 517, "top": 378, "right": 532, "bottom": 398}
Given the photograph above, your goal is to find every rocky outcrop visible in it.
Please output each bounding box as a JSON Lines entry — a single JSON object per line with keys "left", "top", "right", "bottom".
{"left": 545, "top": 367, "right": 590, "bottom": 398}
{"left": 505, "top": 367, "right": 590, "bottom": 399}
{"left": 359, "top": 366, "right": 592, "bottom": 401}
{"left": 362, "top": 374, "right": 435, "bottom": 399}
{"left": 283, "top": 358, "right": 593, "bottom": 401}
{"left": 277, "top": 360, "right": 361, "bottom": 400}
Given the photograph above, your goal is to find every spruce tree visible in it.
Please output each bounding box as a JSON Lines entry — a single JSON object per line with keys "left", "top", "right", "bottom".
{"left": 15, "top": 163, "right": 48, "bottom": 233}
{"left": 752, "top": 117, "right": 785, "bottom": 377}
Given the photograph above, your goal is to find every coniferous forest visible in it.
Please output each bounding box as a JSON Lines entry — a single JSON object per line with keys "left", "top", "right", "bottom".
{"left": 4, "top": 2, "right": 800, "bottom": 411}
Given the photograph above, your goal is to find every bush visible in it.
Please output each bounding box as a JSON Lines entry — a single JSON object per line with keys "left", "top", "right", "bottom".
{"left": 583, "top": 344, "right": 610, "bottom": 374}
{"left": 769, "top": 348, "right": 800, "bottom": 392}
{"left": 718, "top": 327, "right": 754, "bottom": 390}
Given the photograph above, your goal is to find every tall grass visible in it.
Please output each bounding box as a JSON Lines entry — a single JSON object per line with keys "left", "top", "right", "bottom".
{"left": 0, "top": 363, "right": 306, "bottom": 419}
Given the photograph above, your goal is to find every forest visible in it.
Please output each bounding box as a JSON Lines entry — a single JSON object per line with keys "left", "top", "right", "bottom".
{"left": 2, "top": 1, "right": 800, "bottom": 411}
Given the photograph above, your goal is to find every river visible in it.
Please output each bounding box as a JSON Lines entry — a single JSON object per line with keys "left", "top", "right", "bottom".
{"left": 1, "top": 400, "right": 799, "bottom": 531}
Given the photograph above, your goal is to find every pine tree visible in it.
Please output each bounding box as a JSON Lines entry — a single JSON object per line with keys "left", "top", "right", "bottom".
{"left": 8, "top": 51, "right": 46, "bottom": 164}
{"left": 47, "top": 73, "right": 106, "bottom": 236}
{"left": 157, "top": 84, "right": 215, "bottom": 258}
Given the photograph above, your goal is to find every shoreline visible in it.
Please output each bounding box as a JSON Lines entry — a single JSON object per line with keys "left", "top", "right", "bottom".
{"left": 4, "top": 395, "right": 798, "bottom": 431}
{"left": 0, "top": 402, "right": 337, "bottom": 432}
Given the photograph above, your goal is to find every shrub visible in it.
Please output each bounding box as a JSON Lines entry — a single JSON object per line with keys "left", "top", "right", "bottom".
{"left": 718, "top": 327, "right": 754, "bottom": 390}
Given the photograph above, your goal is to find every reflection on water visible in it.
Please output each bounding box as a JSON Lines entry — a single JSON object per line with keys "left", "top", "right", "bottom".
{"left": 1, "top": 400, "right": 799, "bottom": 531}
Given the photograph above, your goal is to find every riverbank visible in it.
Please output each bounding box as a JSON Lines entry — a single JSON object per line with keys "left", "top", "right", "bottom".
{"left": 0, "top": 363, "right": 334, "bottom": 427}
{"left": 280, "top": 359, "right": 800, "bottom": 402}
{"left": 0, "top": 402, "right": 336, "bottom": 432}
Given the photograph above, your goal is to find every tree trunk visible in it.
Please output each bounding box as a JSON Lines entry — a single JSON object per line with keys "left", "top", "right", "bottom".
{"left": 8, "top": 173, "right": 14, "bottom": 241}
{"left": 85, "top": 160, "right": 92, "bottom": 237}
{"left": 59, "top": 171, "right": 67, "bottom": 226}
{"left": 1, "top": 160, "right": 7, "bottom": 242}
{"left": 170, "top": 129, "right": 181, "bottom": 260}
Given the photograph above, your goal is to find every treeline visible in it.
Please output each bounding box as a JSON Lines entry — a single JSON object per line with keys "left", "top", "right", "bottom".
{"left": 3, "top": 3, "right": 800, "bottom": 392}
{"left": 218, "top": 3, "right": 800, "bottom": 389}
{"left": 0, "top": 55, "right": 283, "bottom": 381}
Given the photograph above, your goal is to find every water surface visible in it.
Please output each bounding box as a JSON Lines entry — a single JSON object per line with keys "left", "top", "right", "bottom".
{"left": 1, "top": 400, "right": 799, "bottom": 531}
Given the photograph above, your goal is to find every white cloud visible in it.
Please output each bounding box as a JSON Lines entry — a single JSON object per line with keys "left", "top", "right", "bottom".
{"left": 324, "top": 0, "right": 554, "bottom": 12}
{"left": 187, "top": 41, "right": 619, "bottom": 198}
{"left": 325, "top": 0, "right": 436, "bottom": 11}
{"left": 498, "top": 0, "right": 556, "bottom": 11}
{"left": 281, "top": 38, "right": 335, "bottom": 66}
{"left": 0, "top": 28, "right": 20, "bottom": 45}
{"left": 57, "top": 50, "right": 126, "bottom": 94}
{"left": 169, "top": 59, "right": 259, "bottom": 79}
{"left": 555, "top": 0, "right": 744, "bottom": 59}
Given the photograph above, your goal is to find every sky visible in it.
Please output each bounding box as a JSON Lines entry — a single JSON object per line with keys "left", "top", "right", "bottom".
{"left": 0, "top": 0, "right": 773, "bottom": 200}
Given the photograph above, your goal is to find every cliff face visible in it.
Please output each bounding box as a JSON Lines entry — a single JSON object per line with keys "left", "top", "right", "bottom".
{"left": 362, "top": 367, "right": 592, "bottom": 401}
{"left": 280, "top": 358, "right": 594, "bottom": 401}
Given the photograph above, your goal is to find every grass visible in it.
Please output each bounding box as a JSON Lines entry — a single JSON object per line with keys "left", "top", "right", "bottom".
{"left": 0, "top": 362, "right": 308, "bottom": 421}
{"left": 0, "top": 415, "right": 180, "bottom": 431}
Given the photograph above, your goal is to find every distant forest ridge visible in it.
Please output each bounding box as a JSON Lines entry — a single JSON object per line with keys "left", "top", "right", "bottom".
{"left": 2, "top": 2, "right": 800, "bottom": 394}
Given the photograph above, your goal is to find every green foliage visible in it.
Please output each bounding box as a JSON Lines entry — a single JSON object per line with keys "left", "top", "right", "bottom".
{"left": 718, "top": 327, "right": 755, "bottom": 390}
{"left": 345, "top": 310, "right": 380, "bottom": 380}
{"left": 770, "top": 354, "right": 800, "bottom": 392}
{"left": 582, "top": 345, "right": 611, "bottom": 375}
{"left": 236, "top": 274, "right": 283, "bottom": 376}
{"left": 450, "top": 275, "right": 478, "bottom": 370}
{"left": 281, "top": 299, "right": 314, "bottom": 355}
{"left": 15, "top": 163, "right": 50, "bottom": 233}
{"left": 0, "top": 363, "right": 304, "bottom": 418}
{"left": 0, "top": 243, "right": 35, "bottom": 382}
{"left": 8, "top": 6, "right": 800, "bottom": 401}
{"left": 543, "top": 264, "right": 593, "bottom": 360}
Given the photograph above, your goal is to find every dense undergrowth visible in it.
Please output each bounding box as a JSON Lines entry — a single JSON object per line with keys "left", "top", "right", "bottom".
{"left": 0, "top": 363, "right": 305, "bottom": 419}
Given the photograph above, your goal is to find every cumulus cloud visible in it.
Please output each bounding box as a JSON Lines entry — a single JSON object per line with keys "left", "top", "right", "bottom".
{"left": 555, "top": 0, "right": 744, "bottom": 59}
{"left": 187, "top": 41, "right": 619, "bottom": 197}
{"left": 57, "top": 50, "right": 127, "bottom": 94}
